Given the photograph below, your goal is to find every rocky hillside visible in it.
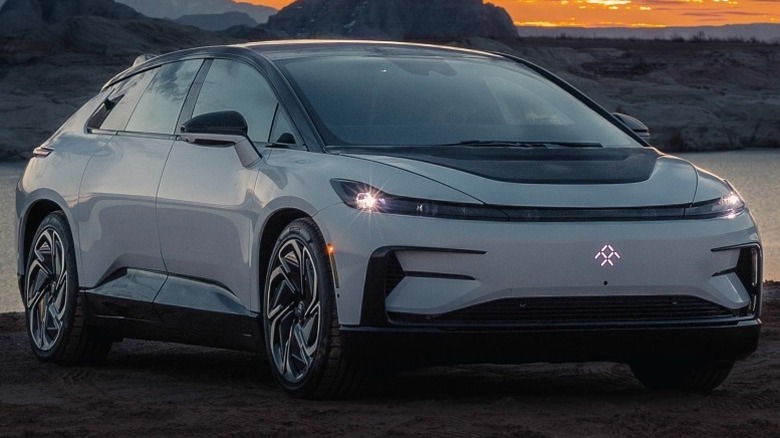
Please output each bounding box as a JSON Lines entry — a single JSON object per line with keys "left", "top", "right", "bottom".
{"left": 0, "top": 0, "right": 142, "bottom": 34}
{"left": 116, "top": 0, "right": 276, "bottom": 23}
{"left": 266, "top": 0, "right": 517, "bottom": 39}
{"left": 176, "top": 11, "right": 257, "bottom": 31}
{"left": 462, "top": 37, "right": 780, "bottom": 151}
{"left": 0, "top": 0, "right": 778, "bottom": 159}
{"left": 0, "top": 0, "right": 237, "bottom": 160}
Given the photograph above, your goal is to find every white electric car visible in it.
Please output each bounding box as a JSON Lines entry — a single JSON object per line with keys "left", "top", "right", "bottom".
{"left": 16, "top": 41, "right": 762, "bottom": 398}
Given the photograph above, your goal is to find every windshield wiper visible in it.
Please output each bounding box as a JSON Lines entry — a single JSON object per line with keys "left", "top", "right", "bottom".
{"left": 441, "top": 140, "right": 603, "bottom": 148}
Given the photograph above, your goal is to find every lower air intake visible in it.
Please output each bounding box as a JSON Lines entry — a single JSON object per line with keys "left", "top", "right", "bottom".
{"left": 390, "top": 295, "right": 743, "bottom": 325}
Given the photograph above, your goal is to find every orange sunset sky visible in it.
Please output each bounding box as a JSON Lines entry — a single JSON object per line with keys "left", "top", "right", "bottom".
{"left": 244, "top": 0, "right": 780, "bottom": 28}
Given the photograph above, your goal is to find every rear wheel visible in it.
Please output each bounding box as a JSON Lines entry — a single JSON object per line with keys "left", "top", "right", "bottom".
{"left": 630, "top": 359, "right": 734, "bottom": 392}
{"left": 25, "top": 212, "right": 112, "bottom": 365}
{"left": 263, "top": 218, "right": 361, "bottom": 399}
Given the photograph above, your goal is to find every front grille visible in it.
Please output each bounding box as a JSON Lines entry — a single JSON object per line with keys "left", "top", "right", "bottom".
{"left": 390, "top": 295, "right": 744, "bottom": 325}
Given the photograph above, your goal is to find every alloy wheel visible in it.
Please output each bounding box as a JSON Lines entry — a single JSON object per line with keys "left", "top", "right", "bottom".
{"left": 26, "top": 228, "right": 68, "bottom": 352}
{"left": 266, "top": 237, "right": 322, "bottom": 384}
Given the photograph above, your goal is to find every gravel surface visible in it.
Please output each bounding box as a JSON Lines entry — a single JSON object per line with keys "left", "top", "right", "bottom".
{"left": 0, "top": 282, "right": 778, "bottom": 437}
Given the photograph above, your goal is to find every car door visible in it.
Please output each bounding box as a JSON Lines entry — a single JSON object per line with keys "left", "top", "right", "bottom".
{"left": 78, "top": 60, "right": 203, "bottom": 318}
{"left": 155, "top": 59, "right": 288, "bottom": 318}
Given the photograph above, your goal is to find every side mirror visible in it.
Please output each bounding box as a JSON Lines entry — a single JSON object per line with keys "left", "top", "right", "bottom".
{"left": 180, "top": 111, "right": 260, "bottom": 168}
{"left": 181, "top": 110, "right": 249, "bottom": 137}
{"left": 613, "top": 112, "right": 650, "bottom": 144}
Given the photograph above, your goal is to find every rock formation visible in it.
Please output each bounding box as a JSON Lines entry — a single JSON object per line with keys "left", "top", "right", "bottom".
{"left": 116, "top": 0, "right": 276, "bottom": 24}
{"left": 0, "top": 0, "right": 142, "bottom": 35}
{"left": 267, "top": 0, "right": 518, "bottom": 40}
{"left": 176, "top": 11, "right": 257, "bottom": 31}
{"left": 0, "top": 0, "right": 46, "bottom": 34}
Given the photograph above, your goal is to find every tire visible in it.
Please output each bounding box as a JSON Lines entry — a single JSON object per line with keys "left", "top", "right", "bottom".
{"left": 262, "top": 218, "right": 361, "bottom": 399}
{"left": 24, "top": 212, "right": 112, "bottom": 365}
{"left": 630, "top": 359, "right": 734, "bottom": 392}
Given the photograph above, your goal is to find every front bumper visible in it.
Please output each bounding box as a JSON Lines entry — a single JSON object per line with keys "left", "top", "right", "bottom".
{"left": 340, "top": 318, "right": 761, "bottom": 367}
{"left": 316, "top": 203, "right": 761, "bottom": 326}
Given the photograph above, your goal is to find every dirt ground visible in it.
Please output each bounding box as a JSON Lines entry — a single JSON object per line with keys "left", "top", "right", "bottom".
{"left": 1, "top": 283, "right": 778, "bottom": 437}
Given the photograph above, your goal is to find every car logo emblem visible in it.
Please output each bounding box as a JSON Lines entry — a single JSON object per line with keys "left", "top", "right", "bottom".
{"left": 595, "top": 244, "right": 621, "bottom": 267}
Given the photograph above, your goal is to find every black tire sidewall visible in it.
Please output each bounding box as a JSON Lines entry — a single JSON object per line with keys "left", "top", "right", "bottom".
{"left": 262, "top": 219, "right": 336, "bottom": 396}
{"left": 24, "top": 212, "right": 79, "bottom": 362}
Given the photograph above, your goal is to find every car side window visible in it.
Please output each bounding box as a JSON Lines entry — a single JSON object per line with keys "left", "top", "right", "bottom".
{"left": 125, "top": 60, "right": 203, "bottom": 135}
{"left": 270, "top": 105, "right": 303, "bottom": 149}
{"left": 192, "top": 59, "right": 278, "bottom": 143}
{"left": 96, "top": 68, "right": 158, "bottom": 132}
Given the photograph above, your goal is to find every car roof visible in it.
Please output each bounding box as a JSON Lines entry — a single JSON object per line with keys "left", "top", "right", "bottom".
{"left": 238, "top": 39, "right": 504, "bottom": 60}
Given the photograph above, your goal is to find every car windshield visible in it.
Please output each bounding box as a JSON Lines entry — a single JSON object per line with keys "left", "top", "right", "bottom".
{"left": 277, "top": 55, "right": 642, "bottom": 149}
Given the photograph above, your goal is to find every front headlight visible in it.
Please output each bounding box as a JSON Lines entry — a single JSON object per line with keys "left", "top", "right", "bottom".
{"left": 330, "top": 179, "right": 507, "bottom": 220}
{"left": 332, "top": 180, "right": 745, "bottom": 221}
{"left": 683, "top": 192, "right": 745, "bottom": 219}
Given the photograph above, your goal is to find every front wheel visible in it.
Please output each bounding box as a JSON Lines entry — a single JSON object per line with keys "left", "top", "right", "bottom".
{"left": 263, "top": 218, "right": 361, "bottom": 399}
{"left": 25, "top": 212, "right": 112, "bottom": 365}
{"left": 630, "top": 359, "right": 734, "bottom": 392}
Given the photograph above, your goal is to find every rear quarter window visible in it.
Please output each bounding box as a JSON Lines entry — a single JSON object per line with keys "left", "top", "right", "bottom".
{"left": 125, "top": 60, "right": 203, "bottom": 135}
{"left": 96, "top": 68, "right": 157, "bottom": 132}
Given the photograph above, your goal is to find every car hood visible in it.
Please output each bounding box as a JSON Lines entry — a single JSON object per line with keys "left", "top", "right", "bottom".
{"left": 342, "top": 147, "right": 699, "bottom": 208}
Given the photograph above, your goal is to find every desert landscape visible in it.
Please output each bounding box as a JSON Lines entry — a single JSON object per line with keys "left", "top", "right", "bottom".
{"left": 1, "top": 0, "right": 780, "bottom": 159}
{"left": 0, "top": 282, "right": 778, "bottom": 436}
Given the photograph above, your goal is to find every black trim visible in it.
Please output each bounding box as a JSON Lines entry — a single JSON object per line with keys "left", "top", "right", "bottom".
{"left": 711, "top": 242, "right": 762, "bottom": 252}
{"left": 176, "top": 58, "right": 212, "bottom": 132}
{"left": 84, "top": 292, "right": 262, "bottom": 352}
{"left": 82, "top": 270, "right": 263, "bottom": 352}
{"left": 711, "top": 243, "right": 763, "bottom": 316}
{"left": 85, "top": 296, "right": 262, "bottom": 352}
{"left": 344, "top": 147, "right": 661, "bottom": 185}
{"left": 340, "top": 319, "right": 761, "bottom": 367}
{"left": 388, "top": 295, "right": 749, "bottom": 326}
{"left": 360, "top": 246, "right": 485, "bottom": 326}
{"left": 404, "top": 271, "right": 475, "bottom": 281}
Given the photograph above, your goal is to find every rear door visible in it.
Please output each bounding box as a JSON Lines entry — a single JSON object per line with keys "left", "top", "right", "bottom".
{"left": 78, "top": 60, "right": 203, "bottom": 317}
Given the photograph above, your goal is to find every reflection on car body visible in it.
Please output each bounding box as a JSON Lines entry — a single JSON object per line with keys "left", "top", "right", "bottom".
{"left": 16, "top": 40, "right": 761, "bottom": 399}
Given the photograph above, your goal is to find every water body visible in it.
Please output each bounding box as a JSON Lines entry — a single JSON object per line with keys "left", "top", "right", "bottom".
{"left": 678, "top": 150, "right": 780, "bottom": 285}
{"left": 1, "top": 150, "right": 778, "bottom": 313}
{"left": 0, "top": 161, "right": 24, "bottom": 314}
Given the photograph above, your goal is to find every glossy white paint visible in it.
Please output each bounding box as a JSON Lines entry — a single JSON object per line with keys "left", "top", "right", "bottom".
{"left": 157, "top": 139, "right": 262, "bottom": 308}
{"left": 316, "top": 201, "right": 758, "bottom": 325}
{"left": 78, "top": 134, "right": 173, "bottom": 288}
{"left": 15, "top": 42, "right": 761, "bottom": 342}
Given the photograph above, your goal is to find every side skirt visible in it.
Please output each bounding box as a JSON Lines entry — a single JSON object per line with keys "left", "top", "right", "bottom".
{"left": 82, "top": 269, "right": 263, "bottom": 353}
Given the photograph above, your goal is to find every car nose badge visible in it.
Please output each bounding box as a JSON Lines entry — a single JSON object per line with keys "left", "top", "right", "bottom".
{"left": 595, "top": 244, "right": 621, "bottom": 267}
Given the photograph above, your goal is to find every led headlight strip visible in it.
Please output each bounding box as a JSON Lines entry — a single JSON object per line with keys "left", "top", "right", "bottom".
{"left": 331, "top": 179, "right": 744, "bottom": 222}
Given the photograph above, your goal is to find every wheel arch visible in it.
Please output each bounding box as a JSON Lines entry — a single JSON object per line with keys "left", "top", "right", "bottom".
{"left": 19, "top": 199, "right": 68, "bottom": 287}
{"left": 257, "top": 208, "right": 311, "bottom": 308}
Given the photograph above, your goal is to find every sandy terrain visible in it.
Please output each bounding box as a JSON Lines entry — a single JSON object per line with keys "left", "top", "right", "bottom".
{"left": 0, "top": 282, "right": 777, "bottom": 437}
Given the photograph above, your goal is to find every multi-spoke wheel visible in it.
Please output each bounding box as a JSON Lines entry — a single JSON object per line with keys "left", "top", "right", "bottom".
{"left": 27, "top": 226, "right": 68, "bottom": 352}
{"left": 263, "top": 218, "right": 360, "bottom": 399}
{"left": 24, "top": 212, "right": 112, "bottom": 364}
